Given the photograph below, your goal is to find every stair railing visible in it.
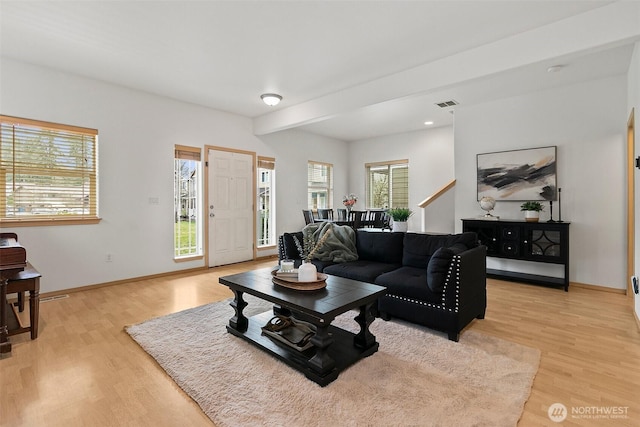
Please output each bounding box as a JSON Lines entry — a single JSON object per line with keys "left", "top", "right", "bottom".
{"left": 417, "top": 179, "right": 456, "bottom": 232}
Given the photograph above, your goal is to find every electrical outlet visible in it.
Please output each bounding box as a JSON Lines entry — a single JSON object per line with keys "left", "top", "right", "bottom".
{"left": 106, "top": 253, "right": 113, "bottom": 263}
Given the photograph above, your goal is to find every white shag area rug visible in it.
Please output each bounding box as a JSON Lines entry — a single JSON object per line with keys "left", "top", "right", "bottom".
{"left": 126, "top": 297, "right": 539, "bottom": 427}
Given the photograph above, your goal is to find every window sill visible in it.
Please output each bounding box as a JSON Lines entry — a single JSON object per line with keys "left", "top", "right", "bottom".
{"left": 0, "top": 217, "right": 102, "bottom": 227}
{"left": 174, "top": 255, "right": 204, "bottom": 263}
{"left": 257, "top": 244, "right": 277, "bottom": 250}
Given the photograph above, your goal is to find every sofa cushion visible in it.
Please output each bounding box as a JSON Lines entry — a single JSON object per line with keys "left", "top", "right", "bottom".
{"left": 323, "top": 260, "right": 401, "bottom": 283}
{"left": 309, "top": 259, "right": 337, "bottom": 272}
{"left": 426, "top": 243, "right": 466, "bottom": 293}
{"left": 375, "top": 266, "right": 442, "bottom": 304}
{"left": 282, "top": 232, "right": 304, "bottom": 260}
{"left": 356, "top": 230, "right": 404, "bottom": 264}
{"left": 402, "top": 232, "right": 477, "bottom": 268}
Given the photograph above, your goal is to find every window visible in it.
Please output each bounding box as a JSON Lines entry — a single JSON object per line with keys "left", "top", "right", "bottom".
{"left": 174, "top": 145, "right": 202, "bottom": 259}
{"left": 0, "top": 115, "right": 99, "bottom": 225}
{"left": 307, "top": 161, "right": 333, "bottom": 210}
{"left": 257, "top": 157, "right": 275, "bottom": 247}
{"left": 366, "top": 160, "right": 409, "bottom": 209}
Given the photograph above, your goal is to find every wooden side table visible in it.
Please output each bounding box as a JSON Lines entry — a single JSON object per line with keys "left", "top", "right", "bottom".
{"left": 6, "top": 262, "right": 41, "bottom": 340}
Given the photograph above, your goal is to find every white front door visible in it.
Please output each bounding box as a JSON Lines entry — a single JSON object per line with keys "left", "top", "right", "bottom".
{"left": 207, "top": 148, "right": 254, "bottom": 267}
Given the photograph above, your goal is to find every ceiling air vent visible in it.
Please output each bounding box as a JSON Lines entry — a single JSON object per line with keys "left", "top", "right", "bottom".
{"left": 435, "top": 100, "right": 459, "bottom": 108}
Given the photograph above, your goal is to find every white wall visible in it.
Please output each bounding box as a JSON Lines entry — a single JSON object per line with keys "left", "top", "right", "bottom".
{"left": 455, "top": 75, "right": 628, "bottom": 289}
{"left": 2, "top": 57, "right": 631, "bottom": 295}
{"left": 0, "top": 59, "right": 347, "bottom": 293}
{"left": 628, "top": 42, "right": 640, "bottom": 321}
{"left": 347, "top": 126, "right": 455, "bottom": 233}
{"left": 257, "top": 129, "right": 349, "bottom": 235}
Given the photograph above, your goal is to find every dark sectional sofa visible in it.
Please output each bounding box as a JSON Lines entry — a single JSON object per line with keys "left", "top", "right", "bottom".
{"left": 278, "top": 229, "right": 487, "bottom": 341}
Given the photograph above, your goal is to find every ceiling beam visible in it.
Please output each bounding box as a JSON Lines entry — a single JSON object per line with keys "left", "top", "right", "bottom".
{"left": 253, "top": 1, "right": 640, "bottom": 136}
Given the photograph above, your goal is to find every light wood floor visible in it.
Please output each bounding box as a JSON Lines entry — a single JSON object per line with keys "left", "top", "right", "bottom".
{"left": 1, "top": 259, "right": 639, "bottom": 427}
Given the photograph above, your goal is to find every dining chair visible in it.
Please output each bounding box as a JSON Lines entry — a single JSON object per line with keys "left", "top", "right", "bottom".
{"left": 302, "top": 210, "right": 315, "bottom": 225}
{"left": 317, "top": 208, "right": 334, "bottom": 220}
{"left": 337, "top": 209, "right": 347, "bottom": 221}
{"left": 367, "top": 210, "right": 386, "bottom": 228}
{"left": 348, "top": 210, "right": 367, "bottom": 229}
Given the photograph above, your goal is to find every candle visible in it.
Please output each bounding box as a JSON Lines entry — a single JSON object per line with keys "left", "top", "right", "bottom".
{"left": 280, "top": 260, "right": 294, "bottom": 272}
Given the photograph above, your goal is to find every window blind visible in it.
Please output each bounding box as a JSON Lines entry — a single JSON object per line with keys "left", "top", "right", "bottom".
{"left": 307, "top": 161, "right": 333, "bottom": 209}
{"left": 258, "top": 157, "right": 275, "bottom": 170}
{"left": 366, "top": 160, "right": 408, "bottom": 208}
{"left": 175, "top": 145, "right": 201, "bottom": 161}
{"left": 0, "top": 115, "right": 98, "bottom": 221}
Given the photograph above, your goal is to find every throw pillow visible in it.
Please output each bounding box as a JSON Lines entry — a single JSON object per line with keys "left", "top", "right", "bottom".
{"left": 282, "top": 232, "right": 304, "bottom": 260}
{"left": 426, "top": 244, "right": 466, "bottom": 293}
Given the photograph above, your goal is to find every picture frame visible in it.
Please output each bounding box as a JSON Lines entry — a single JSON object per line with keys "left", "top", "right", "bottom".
{"left": 477, "top": 146, "right": 557, "bottom": 201}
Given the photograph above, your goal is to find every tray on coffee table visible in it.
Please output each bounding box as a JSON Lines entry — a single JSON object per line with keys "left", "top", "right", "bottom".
{"left": 271, "top": 269, "right": 327, "bottom": 290}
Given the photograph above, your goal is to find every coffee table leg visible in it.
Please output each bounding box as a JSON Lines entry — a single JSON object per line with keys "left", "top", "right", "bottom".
{"left": 354, "top": 302, "right": 377, "bottom": 349}
{"left": 228, "top": 289, "right": 248, "bottom": 332}
{"left": 308, "top": 323, "right": 335, "bottom": 375}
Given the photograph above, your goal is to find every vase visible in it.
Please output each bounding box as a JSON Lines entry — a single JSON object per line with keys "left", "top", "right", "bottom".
{"left": 297, "top": 260, "right": 317, "bottom": 282}
{"left": 524, "top": 211, "right": 540, "bottom": 222}
{"left": 392, "top": 221, "right": 408, "bottom": 232}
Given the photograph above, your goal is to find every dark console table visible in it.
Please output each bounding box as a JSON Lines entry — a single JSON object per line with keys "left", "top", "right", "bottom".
{"left": 462, "top": 218, "right": 570, "bottom": 291}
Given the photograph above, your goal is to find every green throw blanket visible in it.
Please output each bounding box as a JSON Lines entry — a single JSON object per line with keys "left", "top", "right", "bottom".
{"left": 302, "top": 222, "right": 358, "bottom": 263}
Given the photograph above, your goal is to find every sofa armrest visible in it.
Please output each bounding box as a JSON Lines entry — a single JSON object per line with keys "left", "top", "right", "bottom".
{"left": 442, "top": 245, "right": 487, "bottom": 311}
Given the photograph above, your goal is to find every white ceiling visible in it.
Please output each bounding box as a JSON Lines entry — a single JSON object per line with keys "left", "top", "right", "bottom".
{"left": 1, "top": 1, "right": 638, "bottom": 141}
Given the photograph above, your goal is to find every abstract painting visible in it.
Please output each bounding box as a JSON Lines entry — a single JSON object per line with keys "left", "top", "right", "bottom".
{"left": 477, "top": 146, "right": 557, "bottom": 201}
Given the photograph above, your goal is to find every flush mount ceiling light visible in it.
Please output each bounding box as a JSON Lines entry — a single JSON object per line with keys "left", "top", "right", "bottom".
{"left": 261, "top": 93, "right": 282, "bottom": 106}
{"left": 424, "top": 121, "right": 434, "bottom": 126}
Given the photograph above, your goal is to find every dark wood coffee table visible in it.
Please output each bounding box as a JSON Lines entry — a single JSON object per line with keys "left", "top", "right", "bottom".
{"left": 219, "top": 267, "right": 387, "bottom": 386}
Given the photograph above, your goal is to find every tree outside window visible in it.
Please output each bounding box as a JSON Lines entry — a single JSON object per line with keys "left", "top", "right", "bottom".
{"left": 366, "top": 160, "right": 408, "bottom": 209}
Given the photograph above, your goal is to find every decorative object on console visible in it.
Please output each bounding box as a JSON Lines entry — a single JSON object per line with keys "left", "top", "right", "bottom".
{"left": 557, "top": 187, "right": 563, "bottom": 222}
{"left": 477, "top": 146, "right": 557, "bottom": 201}
{"left": 520, "top": 201, "right": 544, "bottom": 222}
{"left": 478, "top": 196, "right": 498, "bottom": 220}
{"left": 547, "top": 200, "right": 555, "bottom": 223}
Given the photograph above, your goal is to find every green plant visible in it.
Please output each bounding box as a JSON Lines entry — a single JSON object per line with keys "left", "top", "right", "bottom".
{"left": 520, "top": 201, "right": 544, "bottom": 212}
{"left": 386, "top": 207, "right": 413, "bottom": 221}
